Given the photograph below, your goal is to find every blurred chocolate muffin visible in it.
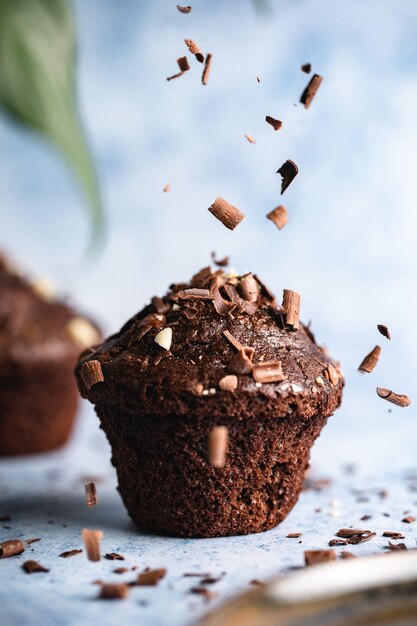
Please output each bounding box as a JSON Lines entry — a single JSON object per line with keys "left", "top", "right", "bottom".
{"left": 0, "top": 253, "right": 101, "bottom": 455}
{"left": 76, "top": 266, "right": 343, "bottom": 537}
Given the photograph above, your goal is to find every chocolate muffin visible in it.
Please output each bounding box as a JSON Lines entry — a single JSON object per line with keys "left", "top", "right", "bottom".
{"left": 0, "top": 254, "right": 101, "bottom": 456}
{"left": 76, "top": 266, "right": 343, "bottom": 537}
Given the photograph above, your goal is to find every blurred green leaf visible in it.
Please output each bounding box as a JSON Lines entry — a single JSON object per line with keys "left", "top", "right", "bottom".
{"left": 0, "top": 0, "right": 104, "bottom": 251}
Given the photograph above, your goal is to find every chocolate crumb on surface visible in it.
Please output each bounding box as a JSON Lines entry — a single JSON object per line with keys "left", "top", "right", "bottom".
{"left": 252, "top": 361, "right": 284, "bottom": 383}
{"left": 137, "top": 568, "right": 167, "bottom": 586}
{"left": 85, "top": 481, "right": 98, "bottom": 507}
{"left": 208, "top": 197, "right": 245, "bottom": 230}
{"left": 386, "top": 541, "right": 407, "bottom": 551}
{"left": 99, "top": 583, "right": 129, "bottom": 600}
{"left": 301, "top": 63, "right": 311, "bottom": 74}
{"left": 340, "top": 551, "right": 356, "bottom": 559}
{"left": 26, "top": 538, "right": 42, "bottom": 545}
{"left": 80, "top": 360, "right": 104, "bottom": 390}
{"left": 358, "top": 346, "right": 381, "bottom": 373}
{"left": 267, "top": 205, "right": 288, "bottom": 230}
{"left": 190, "top": 587, "right": 217, "bottom": 600}
{"left": 376, "top": 387, "right": 411, "bottom": 407}
{"left": 377, "top": 324, "right": 391, "bottom": 340}
{"left": 277, "top": 160, "right": 298, "bottom": 194}
{"left": 22, "top": 560, "right": 49, "bottom": 574}
{"left": 300, "top": 74, "right": 323, "bottom": 108}
{"left": 0, "top": 539, "right": 24, "bottom": 558}
{"left": 184, "top": 38, "right": 204, "bottom": 62}
{"left": 286, "top": 533, "right": 302, "bottom": 538}
{"left": 208, "top": 426, "right": 228, "bottom": 468}
{"left": 304, "top": 549, "right": 336, "bottom": 566}
{"left": 402, "top": 516, "right": 416, "bottom": 523}
{"left": 202, "top": 53, "right": 212, "bottom": 85}
{"left": 105, "top": 552, "right": 125, "bottom": 561}
{"left": 82, "top": 529, "right": 103, "bottom": 561}
{"left": 336, "top": 528, "right": 376, "bottom": 544}
{"left": 113, "top": 567, "right": 129, "bottom": 574}
{"left": 177, "top": 4, "right": 192, "bottom": 13}
{"left": 265, "top": 116, "right": 282, "bottom": 131}
{"left": 59, "top": 549, "right": 82, "bottom": 558}
{"left": 383, "top": 531, "right": 405, "bottom": 539}
{"left": 244, "top": 133, "right": 256, "bottom": 144}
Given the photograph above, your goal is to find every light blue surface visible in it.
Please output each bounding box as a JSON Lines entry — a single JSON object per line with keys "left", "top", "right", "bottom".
{"left": 1, "top": 0, "right": 417, "bottom": 624}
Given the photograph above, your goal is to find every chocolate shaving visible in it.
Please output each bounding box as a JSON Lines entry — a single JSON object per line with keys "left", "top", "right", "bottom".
{"left": 265, "top": 116, "right": 282, "bottom": 131}
{"left": 376, "top": 387, "right": 411, "bottom": 407}
{"left": 201, "top": 576, "right": 221, "bottom": 585}
{"left": 166, "top": 71, "right": 184, "bottom": 82}
{"left": 113, "top": 567, "right": 129, "bottom": 574}
{"left": 208, "top": 426, "right": 228, "bottom": 468}
{"left": 218, "top": 375, "right": 238, "bottom": 391}
{"left": 228, "top": 347, "right": 254, "bottom": 374}
{"left": 300, "top": 73, "right": 323, "bottom": 108}
{"left": 238, "top": 274, "right": 259, "bottom": 303}
{"left": 304, "top": 550, "right": 336, "bottom": 566}
{"left": 383, "top": 531, "right": 405, "bottom": 539}
{"left": 191, "top": 266, "right": 213, "bottom": 287}
{"left": 223, "top": 330, "right": 243, "bottom": 351}
{"left": 267, "top": 205, "right": 288, "bottom": 230}
{"left": 151, "top": 296, "right": 171, "bottom": 315}
{"left": 358, "top": 346, "right": 381, "bottom": 373}
{"left": 208, "top": 197, "right": 245, "bottom": 230}
{"left": 177, "top": 56, "right": 190, "bottom": 72}
{"left": 177, "top": 5, "right": 192, "bottom": 13}
{"left": 85, "top": 481, "right": 98, "bottom": 507}
{"left": 136, "top": 568, "right": 167, "bottom": 586}
{"left": 277, "top": 160, "right": 298, "bottom": 194}
{"left": 336, "top": 529, "right": 376, "bottom": 544}
{"left": 329, "top": 539, "right": 347, "bottom": 546}
{"left": 82, "top": 529, "right": 103, "bottom": 562}
{"left": 252, "top": 361, "right": 284, "bottom": 383}
{"left": 99, "top": 583, "right": 129, "bottom": 599}
{"left": 377, "top": 324, "right": 391, "bottom": 340}
{"left": 202, "top": 53, "right": 212, "bottom": 85}
{"left": 80, "top": 360, "right": 104, "bottom": 390}
{"left": 22, "top": 560, "right": 49, "bottom": 574}
{"left": 282, "top": 289, "right": 300, "bottom": 330}
{"left": 211, "top": 252, "right": 229, "bottom": 267}
{"left": 184, "top": 38, "right": 204, "bottom": 63}
{"left": 244, "top": 133, "right": 256, "bottom": 144}
{"left": 286, "top": 533, "right": 302, "bottom": 538}
{"left": 59, "top": 549, "right": 82, "bottom": 558}
{"left": 326, "top": 363, "right": 339, "bottom": 385}
{"left": 183, "top": 306, "right": 199, "bottom": 319}
{"left": 402, "top": 516, "right": 416, "bottom": 523}
{"left": 190, "top": 587, "right": 217, "bottom": 600}
{"left": 183, "top": 572, "right": 211, "bottom": 577}
{"left": 105, "top": 552, "right": 125, "bottom": 561}
{"left": 301, "top": 63, "right": 311, "bottom": 74}
{"left": 0, "top": 539, "right": 24, "bottom": 558}
{"left": 386, "top": 542, "right": 407, "bottom": 551}
{"left": 340, "top": 551, "right": 356, "bottom": 559}
{"left": 210, "top": 277, "right": 231, "bottom": 315}
{"left": 26, "top": 538, "right": 42, "bottom": 545}
{"left": 177, "top": 288, "right": 213, "bottom": 300}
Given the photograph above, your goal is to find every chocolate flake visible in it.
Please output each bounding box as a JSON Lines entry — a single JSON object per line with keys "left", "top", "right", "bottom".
{"left": 377, "top": 324, "right": 391, "bottom": 340}
{"left": 329, "top": 539, "right": 347, "bottom": 546}
{"left": 137, "top": 568, "right": 167, "bottom": 586}
{"left": 277, "top": 160, "right": 298, "bottom": 194}
{"left": 105, "top": 552, "right": 125, "bottom": 561}
{"left": 304, "top": 550, "right": 336, "bottom": 566}
{"left": 229, "top": 347, "right": 254, "bottom": 375}
{"left": 59, "top": 549, "right": 82, "bottom": 558}
{"left": 177, "top": 5, "right": 192, "bottom": 13}
{"left": 326, "top": 363, "right": 339, "bottom": 386}
{"left": 208, "top": 197, "right": 245, "bottom": 230}
{"left": 238, "top": 274, "right": 259, "bottom": 303}
{"left": 85, "top": 481, "right": 98, "bottom": 507}
{"left": 163, "top": 182, "right": 171, "bottom": 192}
{"left": 99, "top": 583, "right": 129, "bottom": 599}
{"left": 184, "top": 38, "right": 204, "bottom": 63}
{"left": 402, "top": 516, "right": 416, "bottom": 524}
{"left": 340, "top": 551, "right": 356, "bottom": 559}
{"left": 267, "top": 205, "right": 288, "bottom": 230}
{"left": 252, "top": 361, "right": 284, "bottom": 383}
{"left": 177, "top": 56, "right": 190, "bottom": 72}
{"left": 383, "top": 531, "right": 405, "bottom": 539}
{"left": 300, "top": 73, "right": 323, "bottom": 108}
{"left": 286, "top": 533, "right": 302, "bottom": 538}
{"left": 358, "top": 346, "right": 381, "bottom": 373}
{"left": 219, "top": 375, "right": 238, "bottom": 391}
{"left": 26, "top": 538, "right": 42, "bottom": 545}
{"left": 336, "top": 529, "right": 376, "bottom": 544}
{"left": 210, "top": 277, "right": 232, "bottom": 315}
{"left": 265, "top": 116, "right": 282, "bottom": 131}
{"left": 301, "top": 63, "right": 311, "bottom": 74}
{"left": 211, "top": 252, "right": 229, "bottom": 267}
{"left": 178, "top": 288, "right": 213, "bottom": 300}
{"left": 82, "top": 529, "right": 103, "bottom": 562}
{"left": 208, "top": 426, "right": 228, "bottom": 468}
{"left": 202, "top": 53, "right": 212, "bottom": 85}
{"left": 223, "top": 330, "right": 243, "bottom": 351}
{"left": 376, "top": 387, "right": 411, "bottom": 408}
{"left": 22, "top": 560, "right": 49, "bottom": 574}
{"left": 0, "top": 539, "right": 24, "bottom": 558}
{"left": 190, "top": 587, "right": 217, "bottom": 600}
{"left": 80, "top": 360, "right": 104, "bottom": 390}
{"left": 386, "top": 541, "right": 407, "bottom": 551}
{"left": 282, "top": 289, "right": 300, "bottom": 330}
{"left": 113, "top": 567, "right": 129, "bottom": 574}
{"left": 244, "top": 133, "right": 256, "bottom": 144}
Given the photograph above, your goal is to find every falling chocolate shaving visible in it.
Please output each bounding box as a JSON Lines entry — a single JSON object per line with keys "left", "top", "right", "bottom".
{"left": 265, "top": 116, "right": 282, "bottom": 131}
{"left": 244, "top": 133, "right": 256, "bottom": 144}
{"left": 360, "top": 515, "right": 372, "bottom": 521}
{"left": 26, "top": 538, "right": 42, "bottom": 545}
{"left": 136, "top": 568, "right": 167, "bottom": 586}
{"left": 358, "top": 346, "right": 381, "bottom": 373}
{"left": 383, "top": 531, "right": 405, "bottom": 539}
{"left": 166, "top": 71, "right": 184, "bottom": 82}
{"left": 228, "top": 347, "right": 254, "bottom": 375}
{"left": 177, "top": 5, "right": 192, "bottom": 13}
{"left": 300, "top": 74, "right": 323, "bottom": 108}
{"left": 223, "top": 330, "right": 243, "bottom": 351}
{"left": 267, "top": 205, "right": 288, "bottom": 230}
{"left": 177, "top": 56, "right": 190, "bottom": 72}
{"left": 376, "top": 387, "right": 411, "bottom": 407}
{"left": 402, "top": 516, "right": 416, "bottom": 523}
{"left": 82, "top": 529, "right": 103, "bottom": 562}
{"left": 286, "top": 533, "right": 302, "bottom": 538}
{"left": 177, "top": 288, "right": 213, "bottom": 300}
{"left": 252, "top": 361, "right": 284, "bottom": 383}
{"left": 208, "top": 197, "right": 245, "bottom": 230}
{"left": 282, "top": 289, "right": 300, "bottom": 330}
{"left": 105, "top": 552, "right": 125, "bottom": 561}
{"left": 59, "top": 549, "right": 82, "bottom": 558}
{"left": 211, "top": 252, "right": 229, "bottom": 267}
{"left": 208, "top": 426, "right": 228, "bottom": 468}
{"left": 85, "top": 481, "right": 98, "bottom": 507}
{"left": 0, "top": 539, "right": 24, "bottom": 558}
{"left": 304, "top": 550, "right": 336, "bottom": 566}
{"left": 202, "top": 53, "right": 212, "bottom": 85}
{"left": 201, "top": 576, "right": 221, "bottom": 585}
{"left": 301, "top": 63, "right": 311, "bottom": 74}
{"left": 377, "top": 324, "right": 391, "bottom": 340}
{"left": 99, "top": 583, "right": 129, "bottom": 599}
{"left": 336, "top": 529, "right": 376, "bottom": 544}
{"left": 277, "top": 160, "right": 298, "bottom": 194}
{"left": 80, "top": 360, "right": 104, "bottom": 390}
{"left": 190, "top": 587, "right": 217, "bottom": 600}
{"left": 219, "top": 375, "right": 238, "bottom": 391}
{"left": 238, "top": 274, "right": 259, "bottom": 303}
{"left": 184, "top": 38, "right": 204, "bottom": 63}
{"left": 22, "top": 560, "right": 49, "bottom": 574}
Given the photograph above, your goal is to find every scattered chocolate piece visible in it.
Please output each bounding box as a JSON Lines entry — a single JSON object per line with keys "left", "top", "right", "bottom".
{"left": 282, "top": 289, "right": 300, "bottom": 330}
{"left": 277, "top": 160, "right": 298, "bottom": 194}
{"left": 177, "top": 288, "right": 213, "bottom": 300}
{"left": 184, "top": 38, "right": 204, "bottom": 63}
{"left": 244, "top": 133, "right": 256, "bottom": 144}
{"left": 105, "top": 552, "right": 125, "bottom": 561}
{"left": 377, "top": 387, "right": 411, "bottom": 407}
{"left": 238, "top": 274, "right": 259, "bottom": 303}
{"left": 358, "top": 346, "right": 381, "bottom": 373}
{"left": 0, "top": 539, "right": 24, "bottom": 558}
{"left": 304, "top": 550, "right": 336, "bottom": 566}
{"left": 267, "top": 205, "right": 288, "bottom": 230}
{"left": 22, "top": 560, "right": 49, "bottom": 574}
{"left": 202, "top": 53, "right": 212, "bottom": 85}
{"left": 402, "top": 516, "right": 416, "bottom": 524}
{"left": 329, "top": 539, "right": 347, "bottom": 546}
{"left": 190, "top": 587, "right": 217, "bottom": 600}
{"left": 200, "top": 576, "right": 221, "bottom": 585}
{"left": 210, "top": 277, "right": 232, "bottom": 315}
{"left": 385, "top": 541, "right": 407, "bottom": 551}
{"left": 301, "top": 63, "right": 311, "bottom": 74}
{"left": 208, "top": 197, "right": 245, "bottom": 230}
{"left": 228, "top": 347, "right": 254, "bottom": 375}
{"left": 360, "top": 515, "right": 372, "bottom": 521}
{"left": 265, "top": 116, "right": 282, "bottom": 131}
{"left": 252, "top": 361, "right": 284, "bottom": 383}
{"left": 210, "top": 252, "right": 229, "bottom": 267}
{"left": 163, "top": 183, "right": 171, "bottom": 192}
{"left": 183, "top": 572, "right": 211, "bottom": 577}
{"left": 286, "top": 533, "right": 302, "bottom": 538}
{"left": 300, "top": 74, "right": 323, "bottom": 108}
{"left": 26, "top": 538, "right": 42, "bottom": 545}
{"left": 113, "top": 567, "right": 129, "bottom": 574}
{"left": 80, "top": 360, "right": 104, "bottom": 390}
{"left": 59, "top": 549, "right": 82, "bottom": 558}
{"left": 85, "top": 481, "right": 98, "bottom": 507}
{"left": 218, "top": 375, "right": 238, "bottom": 391}
{"left": 340, "top": 551, "right": 356, "bottom": 559}
{"left": 208, "top": 426, "right": 228, "bottom": 468}
{"left": 99, "top": 583, "right": 129, "bottom": 599}
{"left": 223, "top": 330, "right": 243, "bottom": 351}
{"left": 137, "top": 568, "right": 167, "bottom": 586}
{"left": 82, "top": 529, "right": 103, "bottom": 562}
{"left": 377, "top": 324, "right": 391, "bottom": 340}
{"left": 336, "top": 529, "right": 376, "bottom": 544}
{"left": 177, "top": 56, "right": 190, "bottom": 72}
{"left": 177, "top": 4, "right": 192, "bottom": 13}
{"left": 383, "top": 531, "right": 405, "bottom": 539}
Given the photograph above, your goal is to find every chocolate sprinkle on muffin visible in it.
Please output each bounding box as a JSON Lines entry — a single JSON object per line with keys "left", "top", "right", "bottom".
{"left": 76, "top": 266, "right": 343, "bottom": 537}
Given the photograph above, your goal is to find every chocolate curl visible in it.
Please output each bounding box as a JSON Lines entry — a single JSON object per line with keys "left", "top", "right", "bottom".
{"left": 80, "top": 360, "right": 104, "bottom": 390}
{"left": 202, "top": 53, "right": 212, "bottom": 85}
{"left": 376, "top": 387, "right": 411, "bottom": 408}
{"left": 238, "top": 274, "right": 259, "bottom": 303}
{"left": 184, "top": 38, "right": 204, "bottom": 62}
{"left": 82, "top": 529, "right": 103, "bottom": 562}
{"left": 300, "top": 73, "right": 323, "bottom": 108}
{"left": 358, "top": 346, "right": 381, "bottom": 373}
{"left": 282, "top": 289, "right": 300, "bottom": 330}
{"left": 208, "top": 197, "right": 245, "bottom": 230}
{"left": 228, "top": 347, "right": 254, "bottom": 374}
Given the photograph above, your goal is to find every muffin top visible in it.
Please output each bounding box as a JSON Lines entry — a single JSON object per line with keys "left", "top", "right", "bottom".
{"left": 77, "top": 266, "right": 343, "bottom": 420}
{"left": 0, "top": 253, "right": 101, "bottom": 376}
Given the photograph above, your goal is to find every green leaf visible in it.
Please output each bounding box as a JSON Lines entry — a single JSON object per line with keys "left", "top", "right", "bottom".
{"left": 0, "top": 0, "right": 105, "bottom": 251}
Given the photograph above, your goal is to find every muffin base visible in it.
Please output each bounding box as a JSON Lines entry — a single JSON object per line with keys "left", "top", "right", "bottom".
{"left": 97, "top": 408, "right": 329, "bottom": 538}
